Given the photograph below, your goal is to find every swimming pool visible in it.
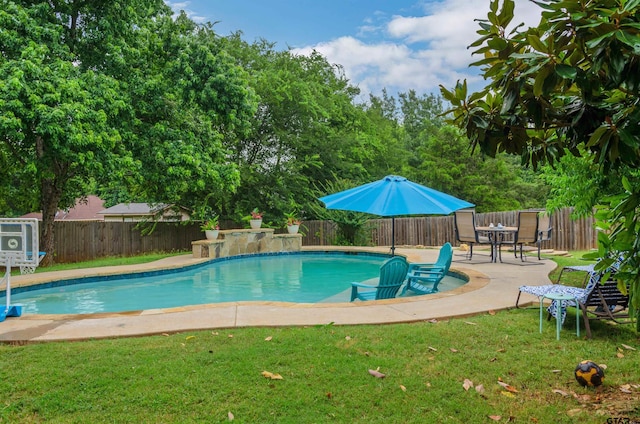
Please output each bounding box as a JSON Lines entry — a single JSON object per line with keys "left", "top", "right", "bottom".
{"left": 7, "top": 252, "right": 467, "bottom": 314}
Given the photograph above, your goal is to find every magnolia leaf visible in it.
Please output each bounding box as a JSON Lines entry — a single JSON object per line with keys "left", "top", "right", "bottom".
{"left": 498, "top": 381, "right": 518, "bottom": 393}
{"left": 450, "top": 348, "right": 459, "bottom": 353}
{"left": 475, "top": 384, "right": 485, "bottom": 394}
{"left": 261, "top": 371, "right": 283, "bottom": 380}
{"left": 400, "top": 384, "right": 407, "bottom": 392}
{"left": 428, "top": 346, "right": 438, "bottom": 352}
{"left": 463, "top": 379, "right": 474, "bottom": 391}
{"left": 553, "top": 389, "right": 569, "bottom": 397}
{"left": 162, "top": 333, "right": 170, "bottom": 337}
{"left": 599, "top": 364, "right": 607, "bottom": 370}
{"left": 620, "top": 386, "right": 632, "bottom": 394}
{"left": 264, "top": 336, "right": 272, "bottom": 341}
{"left": 368, "top": 369, "right": 386, "bottom": 379}
{"left": 617, "top": 352, "right": 625, "bottom": 358}
{"left": 488, "top": 415, "right": 502, "bottom": 421}
{"left": 621, "top": 343, "right": 636, "bottom": 350}
{"left": 228, "top": 411, "right": 234, "bottom": 421}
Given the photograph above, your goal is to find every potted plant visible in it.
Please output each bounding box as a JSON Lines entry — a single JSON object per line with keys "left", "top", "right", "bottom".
{"left": 201, "top": 215, "right": 220, "bottom": 240}
{"left": 249, "top": 208, "right": 263, "bottom": 229}
{"left": 284, "top": 211, "right": 302, "bottom": 234}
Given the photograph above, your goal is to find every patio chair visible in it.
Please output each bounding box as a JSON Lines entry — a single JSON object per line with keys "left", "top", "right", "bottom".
{"left": 536, "top": 213, "right": 553, "bottom": 260}
{"left": 543, "top": 273, "right": 631, "bottom": 338}
{"left": 350, "top": 256, "right": 409, "bottom": 301}
{"left": 454, "top": 210, "right": 491, "bottom": 260}
{"left": 498, "top": 211, "right": 538, "bottom": 261}
{"left": 402, "top": 243, "right": 453, "bottom": 295}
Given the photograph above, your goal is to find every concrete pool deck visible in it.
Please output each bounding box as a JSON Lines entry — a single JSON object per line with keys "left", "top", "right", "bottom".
{"left": 0, "top": 246, "right": 557, "bottom": 343}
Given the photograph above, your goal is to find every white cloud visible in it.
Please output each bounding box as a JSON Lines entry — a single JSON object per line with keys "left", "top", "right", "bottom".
{"left": 165, "top": 1, "right": 207, "bottom": 23}
{"left": 293, "top": 0, "right": 543, "bottom": 97}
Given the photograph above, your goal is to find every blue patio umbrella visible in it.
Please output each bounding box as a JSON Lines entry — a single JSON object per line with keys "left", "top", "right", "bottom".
{"left": 318, "top": 175, "right": 474, "bottom": 254}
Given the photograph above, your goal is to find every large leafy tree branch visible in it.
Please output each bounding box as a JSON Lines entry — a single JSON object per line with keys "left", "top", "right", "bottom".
{"left": 440, "top": 0, "right": 640, "bottom": 325}
{"left": 0, "top": 1, "right": 256, "bottom": 264}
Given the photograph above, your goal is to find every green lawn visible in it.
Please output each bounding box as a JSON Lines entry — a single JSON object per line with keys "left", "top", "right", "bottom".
{"left": 1, "top": 251, "right": 637, "bottom": 423}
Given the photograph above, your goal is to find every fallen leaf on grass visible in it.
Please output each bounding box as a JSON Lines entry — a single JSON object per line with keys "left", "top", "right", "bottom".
{"left": 488, "top": 415, "right": 501, "bottom": 421}
{"left": 498, "top": 381, "right": 518, "bottom": 393}
{"left": 211, "top": 332, "right": 219, "bottom": 336}
{"left": 428, "top": 319, "right": 439, "bottom": 324}
{"left": 475, "top": 384, "right": 485, "bottom": 394}
{"left": 488, "top": 310, "right": 496, "bottom": 315}
{"left": 228, "top": 411, "right": 234, "bottom": 421}
{"left": 621, "top": 343, "right": 636, "bottom": 351}
{"left": 185, "top": 336, "right": 196, "bottom": 340}
{"left": 428, "top": 346, "right": 438, "bottom": 352}
{"left": 450, "top": 348, "right": 459, "bottom": 353}
{"left": 261, "top": 371, "right": 283, "bottom": 380}
{"left": 617, "top": 352, "right": 625, "bottom": 358}
{"left": 619, "top": 385, "right": 632, "bottom": 394}
{"left": 567, "top": 409, "right": 583, "bottom": 417}
{"left": 345, "top": 336, "right": 351, "bottom": 340}
{"left": 399, "top": 385, "right": 407, "bottom": 392}
{"left": 326, "top": 392, "right": 332, "bottom": 399}
{"left": 264, "top": 336, "right": 272, "bottom": 341}
{"left": 228, "top": 334, "right": 234, "bottom": 338}
{"left": 500, "top": 391, "right": 516, "bottom": 398}
{"left": 553, "top": 389, "right": 569, "bottom": 397}
{"left": 162, "top": 333, "right": 170, "bottom": 337}
{"left": 368, "top": 369, "right": 386, "bottom": 379}
{"left": 551, "top": 369, "right": 562, "bottom": 373}
{"left": 463, "top": 379, "right": 473, "bottom": 391}
{"left": 464, "top": 321, "right": 477, "bottom": 325}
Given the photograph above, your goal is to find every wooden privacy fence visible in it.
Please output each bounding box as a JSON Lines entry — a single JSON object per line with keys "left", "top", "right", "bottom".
{"left": 51, "top": 207, "right": 596, "bottom": 263}
{"left": 300, "top": 207, "right": 597, "bottom": 253}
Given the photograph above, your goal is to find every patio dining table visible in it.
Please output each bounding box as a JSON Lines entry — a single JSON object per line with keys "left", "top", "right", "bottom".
{"left": 475, "top": 225, "right": 517, "bottom": 263}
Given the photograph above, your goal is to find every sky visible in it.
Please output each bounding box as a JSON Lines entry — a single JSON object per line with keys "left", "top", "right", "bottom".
{"left": 165, "top": 1, "right": 544, "bottom": 98}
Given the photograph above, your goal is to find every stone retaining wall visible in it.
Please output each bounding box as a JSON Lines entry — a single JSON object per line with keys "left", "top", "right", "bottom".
{"left": 191, "top": 228, "right": 302, "bottom": 259}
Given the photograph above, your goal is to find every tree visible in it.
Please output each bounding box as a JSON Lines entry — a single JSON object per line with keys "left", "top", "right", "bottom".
{"left": 0, "top": 2, "right": 255, "bottom": 264}
{"left": 440, "top": 0, "right": 640, "bottom": 325}
{"left": 219, "top": 36, "right": 396, "bottom": 221}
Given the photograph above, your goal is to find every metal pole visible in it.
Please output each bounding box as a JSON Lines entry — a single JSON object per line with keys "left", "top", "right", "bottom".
{"left": 391, "top": 217, "right": 396, "bottom": 256}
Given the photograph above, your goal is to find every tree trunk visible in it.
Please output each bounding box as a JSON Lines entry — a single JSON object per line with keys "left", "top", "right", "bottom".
{"left": 36, "top": 134, "right": 64, "bottom": 268}
{"left": 40, "top": 178, "right": 62, "bottom": 267}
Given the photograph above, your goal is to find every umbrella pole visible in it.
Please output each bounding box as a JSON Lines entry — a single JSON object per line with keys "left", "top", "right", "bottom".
{"left": 391, "top": 217, "right": 395, "bottom": 256}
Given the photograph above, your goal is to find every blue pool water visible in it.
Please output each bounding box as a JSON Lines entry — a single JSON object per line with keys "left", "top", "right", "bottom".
{"left": 8, "top": 252, "right": 467, "bottom": 315}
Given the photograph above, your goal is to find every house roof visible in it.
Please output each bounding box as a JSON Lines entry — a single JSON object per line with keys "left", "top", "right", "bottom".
{"left": 20, "top": 195, "right": 106, "bottom": 221}
{"left": 98, "top": 203, "right": 174, "bottom": 216}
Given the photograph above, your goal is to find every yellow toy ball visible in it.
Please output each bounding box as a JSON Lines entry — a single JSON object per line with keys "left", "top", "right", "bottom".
{"left": 574, "top": 360, "right": 604, "bottom": 387}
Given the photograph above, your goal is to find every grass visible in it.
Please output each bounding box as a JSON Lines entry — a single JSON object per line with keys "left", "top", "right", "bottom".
{"left": 1, "top": 251, "right": 638, "bottom": 423}
{"left": 10, "top": 251, "right": 188, "bottom": 276}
